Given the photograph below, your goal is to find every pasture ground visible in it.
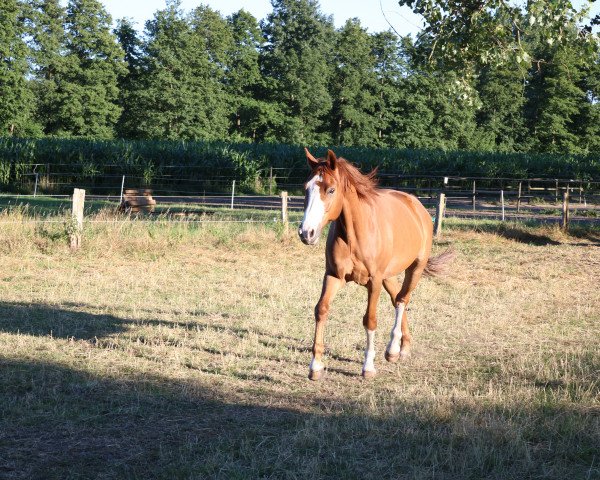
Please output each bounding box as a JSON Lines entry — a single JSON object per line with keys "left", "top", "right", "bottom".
{"left": 0, "top": 214, "right": 599, "bottom": 479}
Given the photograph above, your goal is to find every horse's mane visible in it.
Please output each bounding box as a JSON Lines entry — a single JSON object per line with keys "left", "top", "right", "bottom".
{"left": 320, "top": 157, "right": 379, "bottom": 202}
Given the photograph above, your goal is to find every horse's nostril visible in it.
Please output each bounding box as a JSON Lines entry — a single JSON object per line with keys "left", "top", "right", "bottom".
{"left": 309, "top": 229, "right": 315, "bottom": 238}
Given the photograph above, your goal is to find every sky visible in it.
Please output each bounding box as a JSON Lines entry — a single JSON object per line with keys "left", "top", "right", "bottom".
{"left": 100, "top": 0, "right": 425, "bottom": 37}
{"left": 100, "top": 0, "right": 599, "bottom": 37}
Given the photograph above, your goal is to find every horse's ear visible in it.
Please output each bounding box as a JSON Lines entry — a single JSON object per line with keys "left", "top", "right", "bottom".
{"left": 326, "top": 149, "right": 337, "bottom": 170}
{"left": 305, "top": 147, "right": 319, "bottom": 169}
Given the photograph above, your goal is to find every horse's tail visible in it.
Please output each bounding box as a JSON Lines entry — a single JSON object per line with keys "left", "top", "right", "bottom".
{"left": 423, "top": 248, "right": 456, "bottom": 278}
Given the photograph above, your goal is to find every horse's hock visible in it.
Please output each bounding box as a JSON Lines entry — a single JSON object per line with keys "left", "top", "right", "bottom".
{"left": 120, "top": 189, "right": 157, "bottom": 213}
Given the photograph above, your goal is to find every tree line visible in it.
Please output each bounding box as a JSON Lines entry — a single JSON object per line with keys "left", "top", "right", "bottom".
{"left": 1, "top": 0, "right": 599, "bottom": 154}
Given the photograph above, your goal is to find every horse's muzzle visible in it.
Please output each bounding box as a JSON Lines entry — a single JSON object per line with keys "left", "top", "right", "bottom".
{"left": 298, "top": 226, "right": 319, "bottom": 245}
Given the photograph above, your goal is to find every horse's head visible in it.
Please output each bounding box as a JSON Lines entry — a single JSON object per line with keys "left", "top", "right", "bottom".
{"left": 298, "top": 148, "right": 344, "bottom": 245}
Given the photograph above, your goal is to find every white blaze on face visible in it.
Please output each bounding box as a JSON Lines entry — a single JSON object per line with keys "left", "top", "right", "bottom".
{"left": 301, "top": 174, "right": 325, "bottom": 235}
{"left": 363, "top": 328, "right": 376, "bottom": 373}
{"left": 386, "top": 303, "right": 405, "bottom": 356}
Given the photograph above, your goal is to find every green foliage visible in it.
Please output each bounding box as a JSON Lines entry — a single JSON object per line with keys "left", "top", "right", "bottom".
{"left": 28, "top": 0, "right": 67, "bottom": 136}
{"left": 261, "top": 0, "right": 335, "bottom": 144}
{"left": 51, "top": 0, "right": 124, "bottom": 137}
{"left": 0, "top": 0, "right": 38, "bottom": 137}
{"left": 114, "top": 17, "right": 142, "bottom": 139}
{"left": 399, "top": 0, "right": 596, "bottom": 70}
{"left": 123, "top": 1, "right": 229, "bottom": 140}
{"left": 0, "top": 0, "right": 598, "bottom": 157}
{"left": 0, "top": 138, "right": 599, "bottom": 195}
{"left": 476, "top": 62, "right": 528, "bottom": 152}
{"left": 371, "top": 31, "right": 407, "bottom": 147}
{"left": 226, "top": 10, "right": 276, "bottom": 142}
{"left": 331, "top": 19, "right": 379, "bottom": 146}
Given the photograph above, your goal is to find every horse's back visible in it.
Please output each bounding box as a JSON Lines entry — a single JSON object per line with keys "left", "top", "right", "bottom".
{"left": 382, "top": 189, "right": 432, "bottom": 230}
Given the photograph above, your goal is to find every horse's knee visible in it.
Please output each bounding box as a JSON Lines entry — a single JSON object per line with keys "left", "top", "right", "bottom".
{"left": 315, "top": 302, "right": 329, "bottom": 320}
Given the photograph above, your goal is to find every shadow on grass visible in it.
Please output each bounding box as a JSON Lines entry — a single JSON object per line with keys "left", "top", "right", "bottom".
{"left": 1, "top": 303, "right": 599, "bottom": 479}
{"left": 0, "top": 301, "right": 136, "bottom": 340}
{"left": 1, "top": 357, "right": 599, "bottom": 480}
{"left": 448, "top": 219, "right": 600, "bottom": 246}
{"left": 494, "top": 227, "right": 562, "bottom": 246}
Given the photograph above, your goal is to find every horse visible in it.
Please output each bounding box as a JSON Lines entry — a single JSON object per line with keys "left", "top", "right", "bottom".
{"left": 298, "top": 148, "right": 454, "bottom": 380}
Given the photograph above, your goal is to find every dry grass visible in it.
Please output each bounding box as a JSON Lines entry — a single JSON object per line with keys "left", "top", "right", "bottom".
{"left": 0, "top": 214, "right": 599, "bottom": 479}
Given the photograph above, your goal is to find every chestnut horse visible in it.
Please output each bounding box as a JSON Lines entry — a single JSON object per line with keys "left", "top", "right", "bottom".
{"left": 299, "top": 148, "right": 453, "bottom": 380}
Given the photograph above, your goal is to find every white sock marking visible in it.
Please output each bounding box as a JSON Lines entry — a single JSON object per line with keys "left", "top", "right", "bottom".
{"left": 309, "top": 357, "right": 324, "bottom": 372}
{"left": 387, "top": 303, "right": 405, "bottom": 355}
{"left": 363, "top": 328, "right": 376, "bottom": 373}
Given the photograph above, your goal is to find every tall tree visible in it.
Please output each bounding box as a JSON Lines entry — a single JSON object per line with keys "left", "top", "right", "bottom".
{"left": 188, "top": 5, "right": 231, "bottom": 138}
{"left": 524, "top": 2, "right": 598, "bottom": 153}
{"left": 36, "top": 0, "right": 125, "bottom": 137}
{"left": 126, "top": 1, "right": 227, "bottom": 139}
{"left": 575, "top": 55, "right": 600, "bottom": 152}
{"left": 28, "top": 0, "right": 67, "bottom": 135}
{"left": 476, "top": 62, "right": 528, "bottom": 152}
{"left": 390, "top": 37, "right": 483, "bottom": 150}
{"left": 527, "top": 47, "right": 588, "bottom": 153}
{"left": 371, "top": 30, "right": 406, "bottom": 147}
{"left": 114, "top": 17, "right": 142, "bottom": 138}
{"left": 0, "top": 0, "right": 37, "bottom": 136}
{"left": 226, "top": 9, "right": 279, "bottom": 141}
{"left": 261, "top": 0, "right": 334, "bottom": 144}
{"left": 330, "top": 19, "right": 379, "bottom": 146}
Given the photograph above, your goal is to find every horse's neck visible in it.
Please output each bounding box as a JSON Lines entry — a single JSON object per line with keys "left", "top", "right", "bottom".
{"left": 338, "top": 190, "right": 371, "bottom": 252}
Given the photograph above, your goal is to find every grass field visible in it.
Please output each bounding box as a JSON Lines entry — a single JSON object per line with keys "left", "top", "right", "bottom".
{"left": 0, "top": 214, "right": 599, "bottom": 479}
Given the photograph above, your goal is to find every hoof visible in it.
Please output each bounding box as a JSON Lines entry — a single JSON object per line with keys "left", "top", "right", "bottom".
{"left": 399, "top": 350, "right": 411, "bottom": 361}
{"left": 308, "top": 369, "right": 324, "bottom": 381}
{"left": 361, "top": 369, "right": 377, "bottom": 379}
{"left": 385, "top": 350, "right": 400, "bottom": 363}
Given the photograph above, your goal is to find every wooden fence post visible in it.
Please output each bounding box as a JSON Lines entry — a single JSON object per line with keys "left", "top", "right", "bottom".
{"left": 472, "top": 180, "right": 476, "bottom": 212}
{"left": 281, "top": 191, "right": 289, "bottom": 236}
{"left": 434, "top": 193, "right": 445, "bottom": 240}
{"left": 517, "top": 182, "right": 522, "bottom": 213}
{"left": 70, "top": 188, "right": 85, "bottom": 249}
{"left": 501, "top": 190, "right": 505, "bottom": 221}
{"left": 561, "top": 190, "right": 569, "bottom": 231}
{"left": 230, "top": 180, "right": 236, "bottom": 210}
{"left": 119, "top": 175, "right": 125, "bottom": 204}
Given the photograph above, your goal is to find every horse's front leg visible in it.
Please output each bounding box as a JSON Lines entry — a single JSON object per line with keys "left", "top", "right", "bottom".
{"left": 309, "top": 274, "right": 344, "bottom": 381}
{"left": 362, "top": 278, "right": 382, "bottom": 378}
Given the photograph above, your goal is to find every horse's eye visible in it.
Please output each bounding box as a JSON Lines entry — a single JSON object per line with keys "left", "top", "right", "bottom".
{"left": 328, "top": 188, "right": 336, "bottom": 195}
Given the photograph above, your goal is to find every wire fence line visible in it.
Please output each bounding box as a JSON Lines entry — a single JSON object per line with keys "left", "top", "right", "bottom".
{"left": 9, "top": 167, "right": 600, "bottom": 197}
{"left": 1, "top": 170, "right": 599, "bottom": 234}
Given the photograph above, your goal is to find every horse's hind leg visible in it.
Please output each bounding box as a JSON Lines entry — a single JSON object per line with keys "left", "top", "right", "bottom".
{"left": 383, "top": 277, "right": 406, "bottom": 362}
{"left": 384, "top": 261, "right": 426, "bottom": 362}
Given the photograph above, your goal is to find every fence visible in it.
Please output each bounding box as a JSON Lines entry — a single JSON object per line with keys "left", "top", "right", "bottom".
{"left": 1, "top": 169, "right": 599, "bottom": 243}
